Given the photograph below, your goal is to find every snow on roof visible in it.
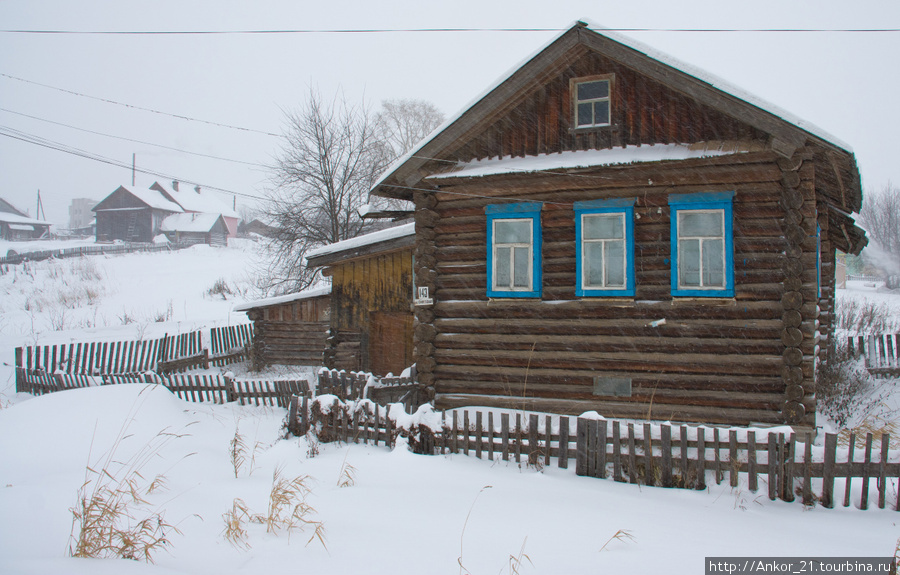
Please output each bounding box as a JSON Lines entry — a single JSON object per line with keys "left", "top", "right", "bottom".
{"left": 233, "top": 285, "right": 331, "bottom": 311}
{"left": 152, "top": 181, "right": 239, "bottom": 218}
{"left": 373, "top": 20, "right": 851, "bottom": 193}
{"left": 305, "top": 222, "right": 415, "bottom": 260}
{"left": 428, "top": 143, "right": 746, "bottom": 180}
{"left": 107, "top": 185, "right": 183, "bottom": 213}
{"left": 160, "top": 212, "right": 223, "bottom": 232}
{"left": 0, "top": 211, "right": 52, "bottom": 226}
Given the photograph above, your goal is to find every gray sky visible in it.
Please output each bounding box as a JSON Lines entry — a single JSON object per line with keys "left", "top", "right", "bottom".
{"left": 1, "top": 0, "right": 898, "bottom": 227}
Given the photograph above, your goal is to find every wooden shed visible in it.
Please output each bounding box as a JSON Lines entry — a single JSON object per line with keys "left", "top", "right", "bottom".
{"left": 93, "top": 185, "right": 183, "bottom": 243}
{"left": 160, "top": 212, "right": 229, "bottom": 247}
{"left": 368, "top": 21, "right": 867, "bottom": 430}
{"left": 234, "top": 288, "right": 331, "bottom": 368}
{"left": 306, "top": 223, "right": 415, "bottom": 376}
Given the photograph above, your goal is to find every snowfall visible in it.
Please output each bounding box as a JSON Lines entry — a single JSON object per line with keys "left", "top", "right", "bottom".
{"left": 1, "top": 238, "right": 898, "bottom": 575}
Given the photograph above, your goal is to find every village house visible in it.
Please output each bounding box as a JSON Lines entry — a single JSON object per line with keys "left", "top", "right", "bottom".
{"left": 0, "top": 197, "right": 51, "bottom": 241}
{"left": 93, "top": 185, "right": 183, "bottom": 243}
{"left": 364, "top": 21, "right": 866, "bottom": 430}
{"left": 149, "top": 181, "right": 240, "bottom": 238}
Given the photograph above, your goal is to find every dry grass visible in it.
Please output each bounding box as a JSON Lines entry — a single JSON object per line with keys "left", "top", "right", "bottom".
{"left": 838, "top": 409, "right": 900, "bottom": 450}
{"left": 229, "top": 423, "right": 262, "bottom": 478}
{"left": 599, "top": 528, "right": 636, "bottom": 552}
{"left": 223, "top": 467, "right": 327, "bottom": 550}
{"left": 336, "top": 451, "right": 357, "bottom": 488}
{"left": 836, "top": 298, "right": 900, "bottom": 334}
{"left": 68, "top": 413, "right": 193, "bottom": 562}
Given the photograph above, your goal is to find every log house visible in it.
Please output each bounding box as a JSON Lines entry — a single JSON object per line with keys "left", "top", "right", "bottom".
{"left": 368, "top": 21, "right": 867, "bottom": 430}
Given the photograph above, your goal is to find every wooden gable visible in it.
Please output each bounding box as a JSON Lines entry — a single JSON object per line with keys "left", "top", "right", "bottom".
{"left": 373, "top": 22, "right": 861, "bottom": 218}
{"left": 93, "top": 186, "right": 149, "bottom": 212}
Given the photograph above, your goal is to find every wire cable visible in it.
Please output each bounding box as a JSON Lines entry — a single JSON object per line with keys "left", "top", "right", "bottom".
{"left": 0, "top": 72, "right": 281, "bottom": 137}
{"left": 1, "top": 27, "right": 898, "bottom": 34}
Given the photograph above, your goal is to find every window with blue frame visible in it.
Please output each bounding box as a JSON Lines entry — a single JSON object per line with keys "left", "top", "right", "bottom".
{"left": 669, "top": 191, "right": 735, "bottom": 297}
{"left": 574, "top": 198, "right": 635, "bottom": 297}
{"left": 486, "top": 202, "right": 542, "bottom": 298}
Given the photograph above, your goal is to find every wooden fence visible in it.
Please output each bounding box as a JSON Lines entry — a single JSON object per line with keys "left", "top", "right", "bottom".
{"left": 16, "top": 370, "right": 308, "bottom": 408}
{"left": 297, "top": 401, "right": 900, "bottom": 512}
{"left": 848, "top": 334, "right": 900, "bottom": 378}
{"left": 315, "top": 369, "right": 423, "bottom": 413}
{"left": 14, "top": 324, "right": 253, "bottom": 389}
{"left": 0, "top": 241, "right": 192, "bottom": 266}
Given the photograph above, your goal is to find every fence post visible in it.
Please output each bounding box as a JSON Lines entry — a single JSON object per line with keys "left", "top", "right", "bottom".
{"left": 575, "top": 418, "right": 586, "bottom": 476}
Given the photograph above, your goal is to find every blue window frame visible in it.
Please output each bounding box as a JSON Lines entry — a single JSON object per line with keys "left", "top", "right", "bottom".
{"left": 574, "top": 197, "right": 635, "bottom": 297}
{"left": 486, "top": 202, "right": 542, "bottom": 298}
{"left": 669, "top": 191, "right": 735, "bottom": 297}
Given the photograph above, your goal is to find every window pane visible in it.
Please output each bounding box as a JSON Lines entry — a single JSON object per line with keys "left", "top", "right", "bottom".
{"left": 577, "top": 80, "right": 608, "bottom": 100}
{"left": 680, "top": 211, "right": 723, "bottom": 237}
{"left": 679, "top": 239, "right": 700, "bottom": 287}
{"left": 585, "top": 242, "right": 604, "bottom": 287}
{"left": 702, "top": 239, "right": 725, "bottom": 286}
{"left": 513, "top": 247, "right": 530, "bottom": 288}
{"left": 495, "top": 219, "right": 530, "bottom": 243}
{"left": 605, "top": 241, "right": 625, "bottom": 287}
{"left": 495, "top": 247, "right": 511, "bottom": 287}
{"left": 584, "top": 214, "right": 623, "bottom": 240}
{"left": 593, "top": 101, "right": 610, "bottom": 125}
{"left": 577, "top": 102, "right": 592, "bottom": 126}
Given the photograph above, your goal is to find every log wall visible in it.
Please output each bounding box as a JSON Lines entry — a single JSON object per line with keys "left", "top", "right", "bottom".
{"left": 419, "top": 150, "right": 824, "bottom": 428}
{"left": 245, "top": 295, "right": 330, "bottom": 368}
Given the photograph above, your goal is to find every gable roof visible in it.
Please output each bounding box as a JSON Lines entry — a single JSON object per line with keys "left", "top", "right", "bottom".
{"left": 150, "top": 181, "right": 239, "bottom": 218}
{"left": 371, "top": 20, "right": 860, "bottom": 210}
{"left": 94, "top": 185, "right": 184, "bottom": 213}
{"left": 0, "top": 197, "right": 30, "bottom": 217}
{"left": 305, "top": 222, "right": 415, "bottom": 268}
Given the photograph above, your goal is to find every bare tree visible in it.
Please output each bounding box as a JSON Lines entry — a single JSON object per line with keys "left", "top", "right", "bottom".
{"left": 375, "top": 99, "right": 445, "bottom": 158}
{"left": 858, "top": 182, "right": 900, "bottom": 276}
{"left": 261, "top": 88, "right": 390, "bottom": 294}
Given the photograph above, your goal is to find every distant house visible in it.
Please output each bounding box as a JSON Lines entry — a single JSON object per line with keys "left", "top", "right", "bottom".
{"left": 306, "top": 223, "right": 415, "bottom": 376}
{"left": 241, "top": 218, "right": 279, "bottom": 238}
{"left": 149, "top": 181, "right": 239, "bottom": 238}
{"left": 160, "top": 213, "right": 230, "bottom": 247}
{"left": 0, "top": 197, "right": 51, "bottom": 240}
{"left": 93, "top": 185, "right": 183, "bottom": 243}
{"left": 68, "top": 198, "right": 97, "bottom": 230}
{"left": 366, "top": 21, "right": 867, "bottom": 430}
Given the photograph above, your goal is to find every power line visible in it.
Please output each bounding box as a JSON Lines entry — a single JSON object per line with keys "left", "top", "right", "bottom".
{"left": 0, "top": 106, "right": 270, "bottom": 168}
{"left": 0, "top": 125, "right": 267, "bottom": 202}
{"left": 0, "top": 72, "right": 281, "bottom": 138}
{"left": 0, "top": 27, "right": 898, "bottom": 34}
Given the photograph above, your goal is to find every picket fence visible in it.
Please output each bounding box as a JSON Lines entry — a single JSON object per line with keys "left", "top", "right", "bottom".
{"left": 848, "top": 334, "right": 900, "bottom": 378}
{"left": 14, "top": 324, "right": 254, "bottom": 390}
{"left": 315, "top": 369, "right": 422, "bottom": 413}
{"left": 16, "top": 370, "right": 308, "bottom": 408}
{"left": 298, "top": 402, "right": 900, "bottom": 512}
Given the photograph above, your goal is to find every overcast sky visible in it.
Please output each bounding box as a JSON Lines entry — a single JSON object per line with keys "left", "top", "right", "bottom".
{"left": 1, "top": 0, "right": 898, "bottom": 227}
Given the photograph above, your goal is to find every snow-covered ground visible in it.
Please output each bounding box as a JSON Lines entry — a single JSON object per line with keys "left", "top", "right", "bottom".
{"left": 1, "top": 241, "right": 898, "bottom": 574}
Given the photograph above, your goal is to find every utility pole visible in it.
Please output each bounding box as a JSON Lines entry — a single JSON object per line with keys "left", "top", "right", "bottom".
{"left": 36, "top": 189, "right": 46, "bottom": 221}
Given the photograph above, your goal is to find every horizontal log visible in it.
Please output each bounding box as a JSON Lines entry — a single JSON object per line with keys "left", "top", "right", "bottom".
{"left": 433, "top": 317, "right": 782, "bottom": 338}
{"left": 434, "top": 393, "right": 784, "bottom": 425}
{"left": 434, "top": 299, "right": 785, "bottom": 320}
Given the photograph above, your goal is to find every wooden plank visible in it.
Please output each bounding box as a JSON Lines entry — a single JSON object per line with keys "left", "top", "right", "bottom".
{"left": 714, "top": 428, "right": 722, "bottom": 485}
{"left": 697, "top": 427, "right": 706, "bottom": 490}
{"left": 879, "top": 433, "right": 889, "bottom": 509}
{"left": 487, "top": 412, "right": 494, "bottom": 461}
{"left": 626, "top": 423, "right": 637, "bottom": 484}
{"left": 463, "top": 411, "right": 470, "bottom": 456}
{"left": 643, "top": 423, "right": 653, "bottom": 486}
{"left": 529, "top": 414, "right": 539, "bottom": 466}
{"left": 475, "top": 412, "right": 483, "bottom": 459}
{"left": 661, "top": 425, "right": 673, "bottom": 487}
{"left": 822, "top": 433, "right": 836, "bottom": 508}
{"left": 803, "top": 433, "right": 813, "bottom": 506}
{"left": 598, "top": 420, "right": 608, "bottom": 479}
{"left": 679, "top": 425, "right": 688, "bottom": 487}
{"left": 843, "top": 432, "right": 855, "bottom": 507}
{"left": 374, "top": 404, "right": 381, "bottom": 447}
{"left": 768, "top": 433, "right": 777, "bottom": 500}
{"left": 515, "top": 413, "right": 522, "bottom": 464}
{"left": 861, "top": 433, "right": 873, "bottom": 510}
{"left": 729, "top": 430, "right": 738, "bottom": 488}
{"left": 545, "top": 415, "right": 552, "bottom": 468}
{"left": 611, "top": 420, "right": 621, "bottom": 481}
{"left": 559, "top": 416, "right": 570, "bottom": 469}
{"left": 748, "top": 431, "right": 758, "bottom": 492}
{"left": 502, "top": 413, "right": 510, "bottom": 462}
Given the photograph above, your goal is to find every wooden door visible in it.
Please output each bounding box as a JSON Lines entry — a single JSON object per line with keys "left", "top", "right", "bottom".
{"left": 368, "top": 312, "right": 414, "bottom": 376}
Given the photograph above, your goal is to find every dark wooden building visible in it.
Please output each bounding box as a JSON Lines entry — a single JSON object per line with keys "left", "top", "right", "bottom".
{"left": 369, "top": 22, "right": 866, "bottom": 429}
{"left": 306, "top": 223, "right": 415, "bottom": 376}
{"left": 0, "top": 197, "right": 51, "bottom": 240}
{"left": 235, "top": 288, "right": 331, "bottom": 368}
{"left": 93, "top": 185, "right": 183, "bottom": 243}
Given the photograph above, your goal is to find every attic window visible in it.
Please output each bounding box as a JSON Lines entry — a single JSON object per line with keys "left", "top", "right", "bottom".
{"left": 572, "top": 75, "right": 613, "bottom": 129}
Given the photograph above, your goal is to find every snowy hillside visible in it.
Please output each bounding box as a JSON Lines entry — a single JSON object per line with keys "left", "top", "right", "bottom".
{"left": 0, "top": 241, "right": 898, "bottom": 575}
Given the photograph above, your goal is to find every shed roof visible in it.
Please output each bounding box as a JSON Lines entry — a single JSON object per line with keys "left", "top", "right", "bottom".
{"left": 233, "top": 286, "right": 331, "bottom": 312}
{"left": 0, "top": 211, "right": 52, "bottom": 227}
{"left": 305, "top": 222, "right": 415, "bottom": 268}
{"left": 95, "top": 185, "right": 184, "bottom": 213}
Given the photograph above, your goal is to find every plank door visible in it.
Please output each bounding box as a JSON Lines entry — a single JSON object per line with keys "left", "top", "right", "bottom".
{"left": 368, "top": 312, "right": 414, "bottom": 376}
